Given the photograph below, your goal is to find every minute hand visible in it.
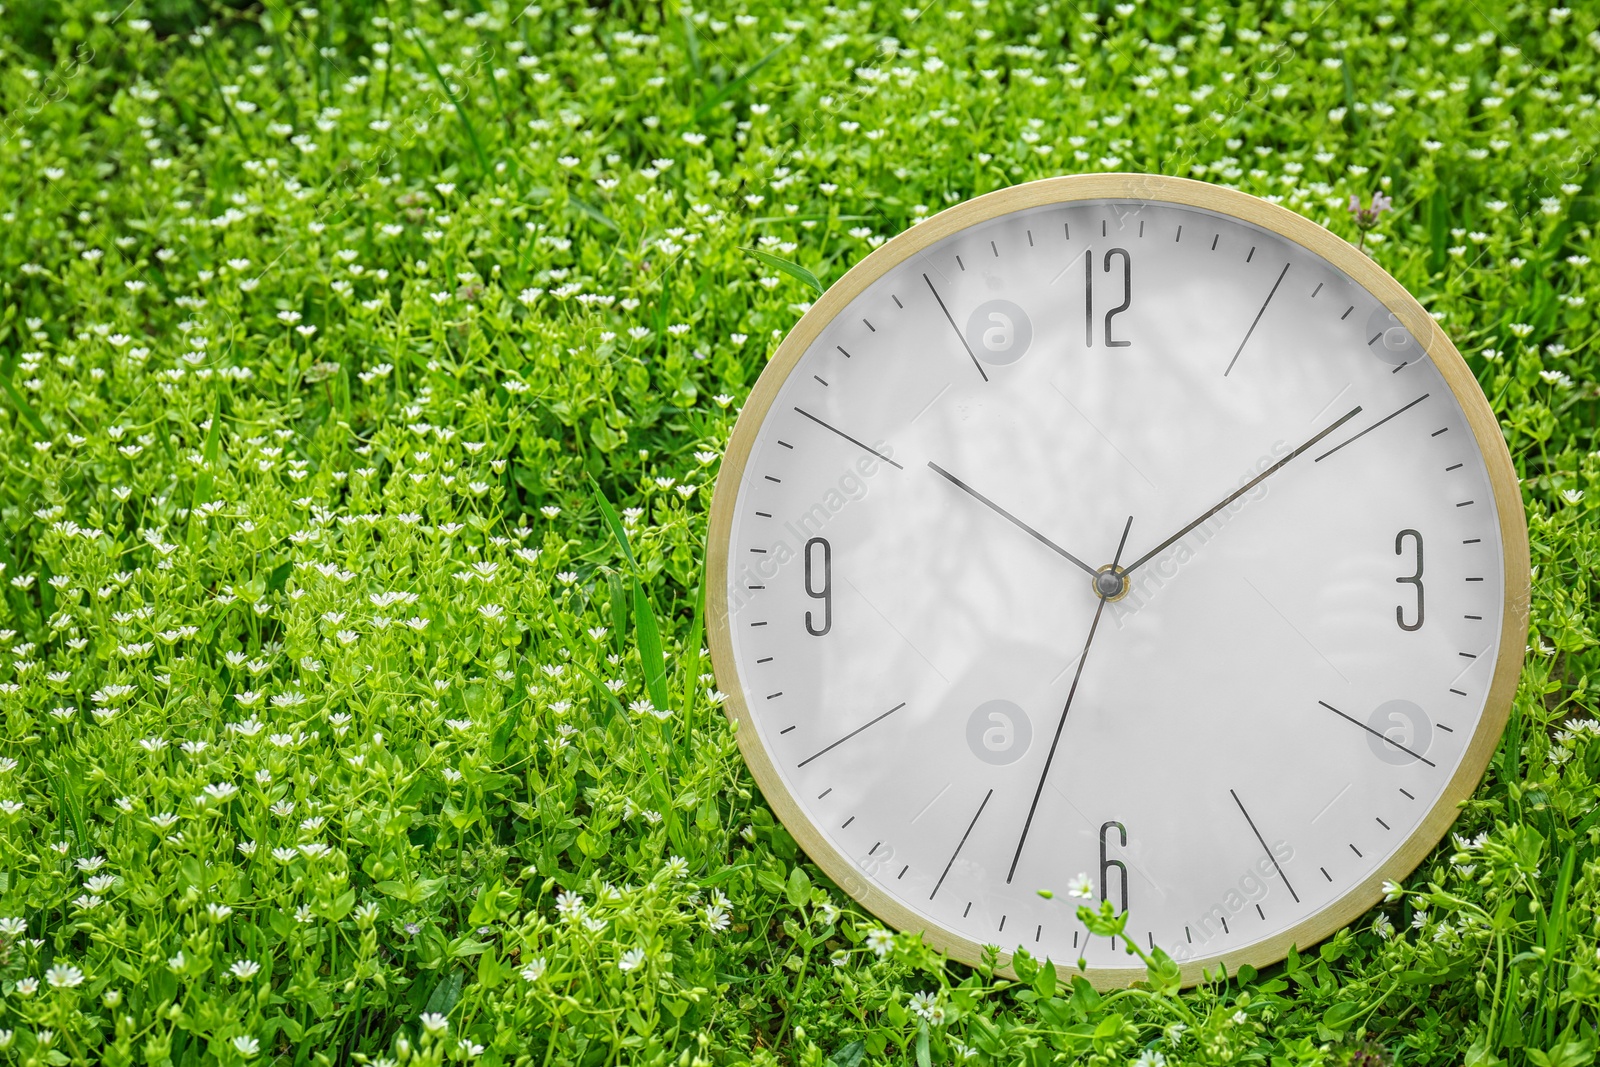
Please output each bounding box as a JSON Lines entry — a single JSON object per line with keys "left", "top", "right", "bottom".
{"left": 1120, "top": 406, "right": 1363, "bottom": 577}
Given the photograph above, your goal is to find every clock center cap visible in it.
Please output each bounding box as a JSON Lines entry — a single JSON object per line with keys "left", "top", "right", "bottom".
{"left": 1093, "top": 565, "right": 1129, "bottom": 601}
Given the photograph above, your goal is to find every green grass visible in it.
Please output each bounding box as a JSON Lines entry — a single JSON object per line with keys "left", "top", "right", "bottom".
{"left": 0, "top": 0, "right": 1598, "bottom": 1064}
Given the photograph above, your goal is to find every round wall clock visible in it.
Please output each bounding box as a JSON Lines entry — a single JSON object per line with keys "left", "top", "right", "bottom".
{"left": 706, "top": 174, "right": 1529, "bottom": 988}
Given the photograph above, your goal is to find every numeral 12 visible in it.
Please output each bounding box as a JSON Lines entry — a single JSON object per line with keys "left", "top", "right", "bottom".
{"left": 1084, "top": 248, "right": 1133, "bottom": 348}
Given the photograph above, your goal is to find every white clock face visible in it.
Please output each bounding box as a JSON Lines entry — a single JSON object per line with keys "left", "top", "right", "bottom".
{"left": 716, "top": 195, "right": 1509, "bottom": 972}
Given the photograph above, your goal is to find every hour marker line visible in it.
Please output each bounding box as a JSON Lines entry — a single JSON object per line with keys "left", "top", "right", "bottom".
{"left": 1313, "top": 394, "right": 1429, "bottom": 463}
{"left": 1223, "top": 261, "right": 1290, "bottom": 376}
{"left": 797, "top": 702, "right": 907, "bottom": 767}
{"left": 1318, "top": 700, "right": 1436, "bottom": 766}
{"left": 922, "top": 273, "right": 989, "bottom": 382}
{"left": 931, "top": 788, "right": 993, "bottom": 900}
{"left": 793, "top": 407, "right": 903, "bottom": 469}
{"left": 1231, "top": 788, "right": 1299, "bottom": 903}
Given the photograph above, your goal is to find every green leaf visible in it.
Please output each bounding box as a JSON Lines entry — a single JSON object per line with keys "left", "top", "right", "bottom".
{"left": 1321, "top": 1001, "right": 1363, "bottom": 1032}
{"left": 741, "top": 246, "right": 823, "bottom": 295}
{"left": 477, "top": 948, "right": 505, "bottom": 988}
{"left": 785, "top": 865, "right": 812, "bottom": 908}
{"left": 1031, "top": 957, "right": 1057, "bottom": 999}
{"left": 915, "top": 1023, "right": 931, "bottom": 1067}
{"left": 321, "top": 887, "right": 356, "bottom": 921}
{"left": 423, "top": 968, "right": 464, "bottom": 1017}
{"left": 828, "top": 1040, "right": 865, "bottom": 1067}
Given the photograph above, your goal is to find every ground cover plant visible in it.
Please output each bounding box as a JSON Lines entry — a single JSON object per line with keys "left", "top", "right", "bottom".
{"left": 1, "top": 0, "right": 1598, "bottom": 1063}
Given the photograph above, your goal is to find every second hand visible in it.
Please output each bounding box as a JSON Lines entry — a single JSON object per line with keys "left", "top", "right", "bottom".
{"left": 1006, "top": 514, "right": 1134, "bottom": 884}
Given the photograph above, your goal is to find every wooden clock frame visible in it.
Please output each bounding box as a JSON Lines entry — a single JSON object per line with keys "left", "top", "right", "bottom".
{"left": 705, "top": 173, "right": 1530, "bottom": 989}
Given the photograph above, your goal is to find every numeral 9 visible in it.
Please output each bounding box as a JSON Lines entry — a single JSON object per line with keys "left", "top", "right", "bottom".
{"left": 804, "top": 537, "right": 831, "bottom": 636}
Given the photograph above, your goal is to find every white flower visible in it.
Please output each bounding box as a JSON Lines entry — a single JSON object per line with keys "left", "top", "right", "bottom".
{"left": 232, "top": 1035, "right": 260, "bottom": 1056}
{"left": 15, "top": 978, "right": 37, "bottom": 996}
{"left": 617, "top": 947, "right": 646, "bottom": 972}
{"left": 208, "top": 903, "right": 234, "bottom": 921}
{"left": 520, "top": 957, "right": 547, "bottom": 981}
{"left": 1067, "top": 872, "right": 1094, "bottom": 899}
{"left": 419, "top": 1012, "right": 450, "bottom": 1035}
{"left": 1134, "top": 1051, "right": 1166, "bottom": 1067}
{"left": 46, "top": 963, "right": 85, "bottom": 988}
{"left": 866, "top": 928, "right": 894, "bottom": 958}
{"left": 1382, "top": 879, "right": 1404, "bottom": 902}
{"left": 230, "top": 959, "right": 261, "bottom": 980}
{"left": 204, "top": 782, "right": 239, "bottom": 801}
{"left": 556, "top": 891, "right": 585, "bottom": 920}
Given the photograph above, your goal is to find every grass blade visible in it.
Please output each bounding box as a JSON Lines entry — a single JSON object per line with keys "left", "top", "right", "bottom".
{"left": 690, "top": 40, "right": 788, "bottom": 123}
{"left": 588, "top": 477, "right": 638, "bottom": 574}
{"left": 409, "top": 29, "right": 490, "bottom": 174}
{"left": 633, "top": 578, "right": 671, "bottom": 714}
{"left": 568, "top": 192, "right": 619, "bottom": 232}
{"left": 742, "top": 247, "right": 823, "bottom": 295}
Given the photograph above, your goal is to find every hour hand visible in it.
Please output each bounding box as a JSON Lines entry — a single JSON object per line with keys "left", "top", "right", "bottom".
{"left": 926, "top": 461, "right": 1098, "bottom": 580}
